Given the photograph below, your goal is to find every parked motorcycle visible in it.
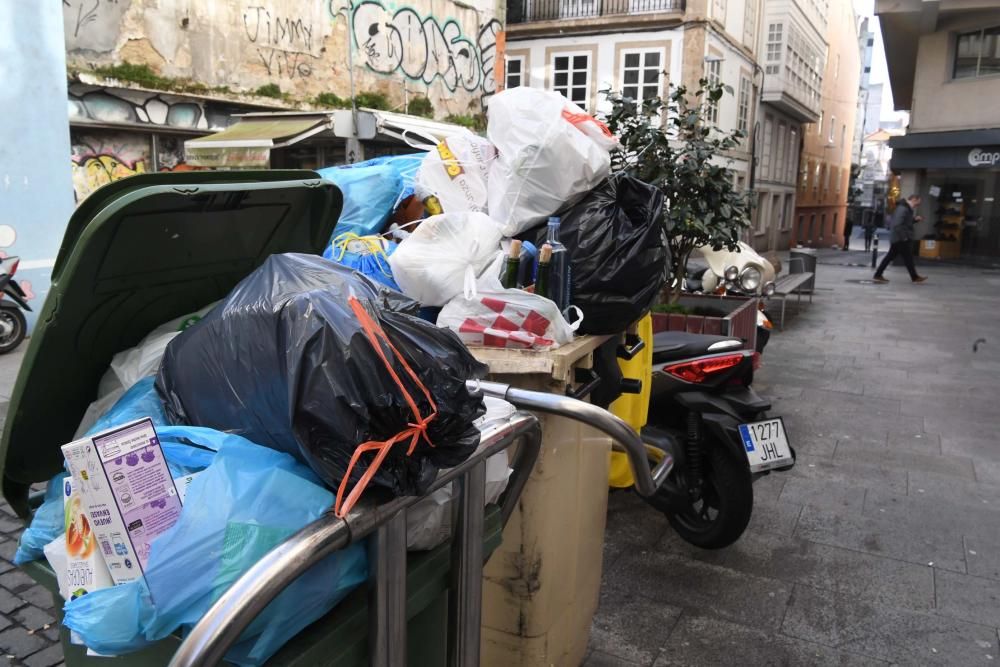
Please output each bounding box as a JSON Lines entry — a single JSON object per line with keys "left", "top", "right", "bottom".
{"left": 0, "top": 256, "right": 31, "bottom": 354}
{"left": 637, "top": 329, "right": 794, "bottom": 548}
{"left": 684, "top": 242, "right": 777, "bottom": 353}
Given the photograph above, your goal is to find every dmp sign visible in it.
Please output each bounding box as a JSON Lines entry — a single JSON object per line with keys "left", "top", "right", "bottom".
{"left": 969, "top": 148, "right": 1000, "bottom": 167}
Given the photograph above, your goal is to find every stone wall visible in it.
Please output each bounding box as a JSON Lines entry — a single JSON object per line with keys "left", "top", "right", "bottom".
{"left": 63, "top": 0, "right": 503, "bottom": 118}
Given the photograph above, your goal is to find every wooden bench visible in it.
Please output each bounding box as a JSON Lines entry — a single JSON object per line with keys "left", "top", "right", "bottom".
{"left": 769, "top": 257, "right": 814, "bottom": 330}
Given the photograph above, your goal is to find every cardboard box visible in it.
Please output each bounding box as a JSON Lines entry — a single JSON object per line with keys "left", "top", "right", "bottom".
{"left": 61, "top": 418, "right": 182, "bottom": 584}
{"left": 62, "top": 477, "right": 115, "bottom": 599}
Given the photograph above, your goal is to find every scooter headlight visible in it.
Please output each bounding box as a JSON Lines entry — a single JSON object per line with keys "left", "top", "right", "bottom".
{"left": 763, "top": 281, "right": 776, "bottom": 296}
{"left": 724, "top": 265, "right": 740, "bottom": 282}
{"left": 739, "top": 266, "right": 762, "bottom": 292}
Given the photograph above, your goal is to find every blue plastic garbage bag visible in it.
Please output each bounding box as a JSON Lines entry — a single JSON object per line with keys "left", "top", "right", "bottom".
{"left": 322, "top": 232, "right": 400, "bottom": 290}
{"left": 62, "top": 431, "right": 367, "bottom": 666}
{"left": 14, "top": 378, "right": 216, "bottom": 564}
{"left": 318, "top": 154, "right": 425, "bottom": 239}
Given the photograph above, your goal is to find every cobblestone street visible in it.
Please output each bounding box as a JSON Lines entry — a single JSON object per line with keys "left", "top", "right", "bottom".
{"left": 591, "top": 249, "right": 1000, "bottom": 666}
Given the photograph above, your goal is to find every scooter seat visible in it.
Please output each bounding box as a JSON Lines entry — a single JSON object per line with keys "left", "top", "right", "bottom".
{"left": 652, "top": 331, "right": 744, "bottom": 363}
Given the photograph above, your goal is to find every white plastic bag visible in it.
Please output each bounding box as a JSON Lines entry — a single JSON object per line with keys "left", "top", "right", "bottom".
{"left": 438, "top": 287, "right": 581, "bottom": 350}
{"left": 415, "top": 130, "right": 496, "bottom": 214}
{"left": 406, "top": 396, "right": 515, "bottom": 551}
{"left": 487, "top": 87, "right": 614, "bottom": 236}
{"left": 387, "top": 212, "right": 504, "bottom": 306}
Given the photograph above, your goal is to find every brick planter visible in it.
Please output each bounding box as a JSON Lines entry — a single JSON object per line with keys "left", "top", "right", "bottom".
{"left": 651, "top": 294, "right": 758, "bottom": 351}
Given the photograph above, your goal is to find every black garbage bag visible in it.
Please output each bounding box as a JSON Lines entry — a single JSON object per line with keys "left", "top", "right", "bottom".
{"left": 156, "top": 253, "right": 487, "bottom": 515}
{"left": 522, "top": 176, "right": 667, "bottom": 334}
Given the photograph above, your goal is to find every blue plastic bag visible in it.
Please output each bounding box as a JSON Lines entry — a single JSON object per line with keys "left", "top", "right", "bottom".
{"left": 318, "top": 154, "right": 425, "bottom": 240}
{"left": 62, "top": 431, "right": 367, "bottom": 666}
{"left": 14, "top": 378, "right": 214, "bottom": 564}
{"left": 322, "top": 233, "right": 400, "bottom": 290}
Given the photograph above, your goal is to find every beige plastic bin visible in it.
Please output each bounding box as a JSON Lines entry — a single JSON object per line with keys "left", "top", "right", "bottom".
{"left": 469, "top": 336, "right": 613, "bottom": 667}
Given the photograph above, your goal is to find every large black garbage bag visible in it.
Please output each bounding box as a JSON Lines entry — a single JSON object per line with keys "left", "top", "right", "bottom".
{"left": 156, "top": 253, "right": 487, "bottom": 514}
{"left": 522, "top": 176, "right": 667, "bottom": 334}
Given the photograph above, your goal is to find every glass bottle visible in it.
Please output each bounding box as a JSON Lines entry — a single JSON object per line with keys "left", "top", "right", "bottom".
{"left": 546, "top": 217, "right": 571, "bottom": 311}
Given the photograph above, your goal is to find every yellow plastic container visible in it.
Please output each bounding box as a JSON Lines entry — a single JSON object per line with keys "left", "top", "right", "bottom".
{"left": 608, "top": 314, "right": 653, "bottom": 488}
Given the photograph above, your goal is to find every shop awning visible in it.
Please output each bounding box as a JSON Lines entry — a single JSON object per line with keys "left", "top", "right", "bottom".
{"left": 185, "top": 115, "right": 333, "bottom": 168}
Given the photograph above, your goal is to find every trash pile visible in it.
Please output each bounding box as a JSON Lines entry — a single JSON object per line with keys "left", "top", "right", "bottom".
{"left": 13, "top": 86, "right": 670, "bottom": 664}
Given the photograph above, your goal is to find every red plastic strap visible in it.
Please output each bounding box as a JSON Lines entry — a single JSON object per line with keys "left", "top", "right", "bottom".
{"left": 561, "top": 108, "right": 614, "bottom": 138}
{"left": 334, "top": 297, "right": 439, "bottom": 518}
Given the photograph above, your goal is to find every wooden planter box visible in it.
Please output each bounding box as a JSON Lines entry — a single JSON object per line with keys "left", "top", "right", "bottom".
{"left": 651, "top": 294, "right": 758, "bottom": 352}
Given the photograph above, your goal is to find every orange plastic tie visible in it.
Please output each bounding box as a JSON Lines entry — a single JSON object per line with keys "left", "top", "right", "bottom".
{"left": 334, "top": 297, "right": 440, "bottom": 518}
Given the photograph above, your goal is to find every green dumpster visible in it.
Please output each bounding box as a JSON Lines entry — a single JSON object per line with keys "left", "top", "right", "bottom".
{"left": 0, "top": 172, "right": 506, "bottom": 665}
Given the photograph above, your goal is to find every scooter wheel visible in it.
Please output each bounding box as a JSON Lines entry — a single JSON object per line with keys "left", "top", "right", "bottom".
{"left": 655, "top": 445, "right": 753, "bottom": 549}
{"left": 0, "top": 307, "right": 26, "bottom": 354}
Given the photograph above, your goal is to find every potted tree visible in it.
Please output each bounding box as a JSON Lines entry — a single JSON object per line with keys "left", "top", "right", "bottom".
{"left": 606, "top": 80, "right": 758, "bottom": 345}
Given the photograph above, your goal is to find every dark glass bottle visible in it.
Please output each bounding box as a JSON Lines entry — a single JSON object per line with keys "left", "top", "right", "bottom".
{"left": 501, "top": 239, "right": 522, "bottom": 289}
{"left": 535, "top": 243, "right": 553, "bottom": 299}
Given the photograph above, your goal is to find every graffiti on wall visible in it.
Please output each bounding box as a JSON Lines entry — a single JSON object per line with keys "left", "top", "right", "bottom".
{"left": 70, "top": 132, "right": 150, "bottom": 203}
{"left": 67, "top": 84, "right": 226, "bottom": 130}
{"left": 330, "top": 0, "right": 500, "bottom": 97}
{"left": 63, "top": 0, "right": 131, "bottom": 52}
{"left": 243, "top": 5, "right": 321, "bottom": 79}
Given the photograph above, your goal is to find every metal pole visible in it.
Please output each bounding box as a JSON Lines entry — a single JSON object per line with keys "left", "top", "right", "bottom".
{"left": 448, "top": 462, "right": 486, "bottom": 667}
{"left": 369, "top": 511, "right": 408, "bottom": 667}
{"left": 871, "top": 230, "right": 879, "bottom": 269}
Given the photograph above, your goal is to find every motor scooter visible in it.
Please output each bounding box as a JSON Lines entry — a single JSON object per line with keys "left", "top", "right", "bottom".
{"left": 631, "top": 329, "right": 795, "bottom": 548}
{"left": 0, "top": 256, "right": 31, "bottom": 354}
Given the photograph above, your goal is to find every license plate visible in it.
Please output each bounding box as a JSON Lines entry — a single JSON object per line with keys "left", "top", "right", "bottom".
{"left": 738, "top": 418, "right": 793, "bottom": 472}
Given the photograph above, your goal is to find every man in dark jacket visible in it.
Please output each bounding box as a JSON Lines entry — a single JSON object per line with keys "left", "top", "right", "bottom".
{"left": 873, "top": 194, "right": 927, "bottom": 283}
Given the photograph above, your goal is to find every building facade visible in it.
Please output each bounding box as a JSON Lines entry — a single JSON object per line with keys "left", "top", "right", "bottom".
{"left": 504, "top": 0, "right": 762, "bottom": 190}
{"left": 792, "top": 0, "right": 859, "bottom": 248}
{"left": 878, "top": 0, "right": 1000, "bottom": 258}
{"left": 62, "top": 0, "right": 505, "bottom": 202}
{"left": 751, "top": 0, "right": 828, "bottom": 253}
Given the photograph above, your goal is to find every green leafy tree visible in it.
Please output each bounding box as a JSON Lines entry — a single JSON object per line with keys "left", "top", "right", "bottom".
{"left": 605, "top": 79, "right": 753, "bottom": 303}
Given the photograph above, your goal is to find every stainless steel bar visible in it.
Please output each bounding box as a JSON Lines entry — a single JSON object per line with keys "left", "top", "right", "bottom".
{"left": 170, "top": 412, "right": 539, "bottom": 667}
{"left": 448, "top": 462, "right": 486, "bottom": 667}
{"left": 370, "top": 511, "right": 408, "bottom": 667}
{"left": 497, "top": 419, "right": 541, "bottom": 526}
{"left": 469, "top": 380, "right": 672, "bottom": 498}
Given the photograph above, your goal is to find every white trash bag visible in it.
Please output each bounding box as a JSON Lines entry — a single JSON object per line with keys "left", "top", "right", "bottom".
{"left": 487, "top": 87, "right": 615, "bottom": 236}
{"left": 438, "top": 287, "right": 582, "bottom": 350}
{"left": 415, "top": 130, "right": 496, "bottom": 214}
{"left": 387, "top": 212, "right": 504, "bottom": 306}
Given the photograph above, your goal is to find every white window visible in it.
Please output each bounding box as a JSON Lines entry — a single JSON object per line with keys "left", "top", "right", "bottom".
{"left": 744, "top": 0, "right": 757, "bottom": 49}
{"left": 761, "top": 116, "right": 773, "bottom": 178}
{"left": 506, "top": 55, "right": 525, "bottom": 89}
{"left": 620, "top": 48, "right": 663, "bottom": 105}
{"left": 552, "top": 53, "right": 591, "bottom": 109}
{"left": 828, "top": 115, "right": 835, "bottom": 143}
{"left": 775, "top": 121, "right": 786, "bottom": 183}
{"left": 706, "top": 57, "right": 721, "bottom": 124}
{"left": 818, "top": 111, "right": 823, "bottom": 136}
{"left": 765, "top": 22, "right": 782, "bottom": 76}
{"left": 737, "top": 75, "right": 751, "bottom": 135}
{"left": 787, "top": 127, "right": 798, "bottom": 183}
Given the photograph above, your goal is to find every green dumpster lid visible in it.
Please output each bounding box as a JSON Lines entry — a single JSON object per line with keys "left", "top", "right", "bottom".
{"left": 0, "top": 171, "right": 342, "bottom": 517}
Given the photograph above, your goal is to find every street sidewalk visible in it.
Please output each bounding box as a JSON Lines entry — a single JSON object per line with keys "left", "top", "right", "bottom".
{"left": 590, "top": 253, "right": 1000, "bottom": 665}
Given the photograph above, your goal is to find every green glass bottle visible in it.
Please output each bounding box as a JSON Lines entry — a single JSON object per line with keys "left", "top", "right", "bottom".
{"left": 501, "top": 239, "right": 522, "bottom": 289}
{"left": 535, "top": 243, "right": 553, "bottom": 299}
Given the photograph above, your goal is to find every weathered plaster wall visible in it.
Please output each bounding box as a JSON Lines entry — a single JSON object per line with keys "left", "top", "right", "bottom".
{"left": 64, "top": 0, "right": 503, "bottom": 117}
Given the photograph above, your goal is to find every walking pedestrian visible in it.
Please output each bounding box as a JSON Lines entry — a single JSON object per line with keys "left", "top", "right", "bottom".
{"left": 873, "top": 194, "right": 927, "bottom": 283}
{"left": 862, "top": 209, "right": 875, "bottom": 252}
{"left": 842, "top": 208, "right": 855, "bottom": 251}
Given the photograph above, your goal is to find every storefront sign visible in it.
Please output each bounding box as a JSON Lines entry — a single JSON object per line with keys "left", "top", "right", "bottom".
{"left": 969, "top": 148, "right": 1000, "bottom": 167}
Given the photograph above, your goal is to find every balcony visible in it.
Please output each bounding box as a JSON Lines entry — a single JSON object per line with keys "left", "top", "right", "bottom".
{"left": 507, "top": 0, "right": 684, "bottom": 26}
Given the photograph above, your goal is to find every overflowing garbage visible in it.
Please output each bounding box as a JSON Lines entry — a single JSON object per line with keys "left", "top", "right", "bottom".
{"left": 12, "top": 86, "right": 673, "bottom": 663}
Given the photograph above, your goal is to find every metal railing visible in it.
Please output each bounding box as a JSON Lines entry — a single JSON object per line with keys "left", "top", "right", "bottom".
{"left": 507, "top": 0, "right": 684, "bottom": 23}
{"left": 170, "top": 385, "right": 672, "bottom": 667}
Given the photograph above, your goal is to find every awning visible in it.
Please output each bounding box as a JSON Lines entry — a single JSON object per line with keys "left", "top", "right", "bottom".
{"left": 185, "top": 115, "right": 333, "bottom": 168}
{"left": 371, "top": 110, "right": 471, "bottom": 149}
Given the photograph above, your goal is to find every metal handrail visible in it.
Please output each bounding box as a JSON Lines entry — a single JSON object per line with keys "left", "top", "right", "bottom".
{"left": 469, "top": 380, "right": 673, "bottom": 497}
{"left": 169, "top": 412, "right": 541, "bottom": 667}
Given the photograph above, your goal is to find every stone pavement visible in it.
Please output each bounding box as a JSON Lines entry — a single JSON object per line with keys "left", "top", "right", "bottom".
{"left": 589, "top": 249, "right": 1000, "bottom": 665}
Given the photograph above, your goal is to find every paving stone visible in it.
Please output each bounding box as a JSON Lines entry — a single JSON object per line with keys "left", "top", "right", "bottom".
{"left": 935, "top": 569, "right": 1000, "bottom": 628}
{"left": 0, "top": 589, "right": 24, "bottom": 615}
{"left": 0, "top": 517, "right": 23, "bottom": 536}
{"left": 778, "top": 476, "right": 866, "bottom": 513}
{"left": 23, "top": 645, "right": 63, "bottom": 667}
{"left": 974, "top": 460, "right": 1000, "bottom": 486}
{"left": 780, "top": 584, "right": 999, "bottom": 665}
{"left": 835, "top": 442, "right": 972, "bottom": 478}
{"left": 0, "top": 626, "right": 48, "bottom": 659}
{"left": 908, "top": 471, "right": 1000, "bottom": 507}
{"left": 863, "top": 486, "right": 1000, "bottom": 543}
{"left": 941, "top": 434, "right": 1000, "bottom": 464}
{"left": 659, "top": 529, "right": 935, "bottom": 612}
{"left": 603, "top": 550, "right": 792, "bottom": 632}
{"left": 0, "top": 570, "right": 36, "bottom": 594}
{"left": 0, "top": 540, "right": 18, "bottom": 563}
{"left": 744, "top": 499, "right": 802, "bottom": 537}
{"left": 12, "top": 606, "right": 54, "bottom": 632}
{"left": 785, "top": 457, "right": 907, "bottom": 495}
{"left": 16, "top": 587, "right": 56, "bottom": 613}
{"left": 964, "top": 535, "right": 1000, "bottom": 581}
{"left": 583, "top": 650, "right": 643, "bottom": 667}
{"left": 794, "top": 505, "right": 967, "bottom": 573}
{"left": 654, "top": 615, "right": 888, "bottom": 666}
{"left": 589, "top": 594, "right": 680, "bottom": 665}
